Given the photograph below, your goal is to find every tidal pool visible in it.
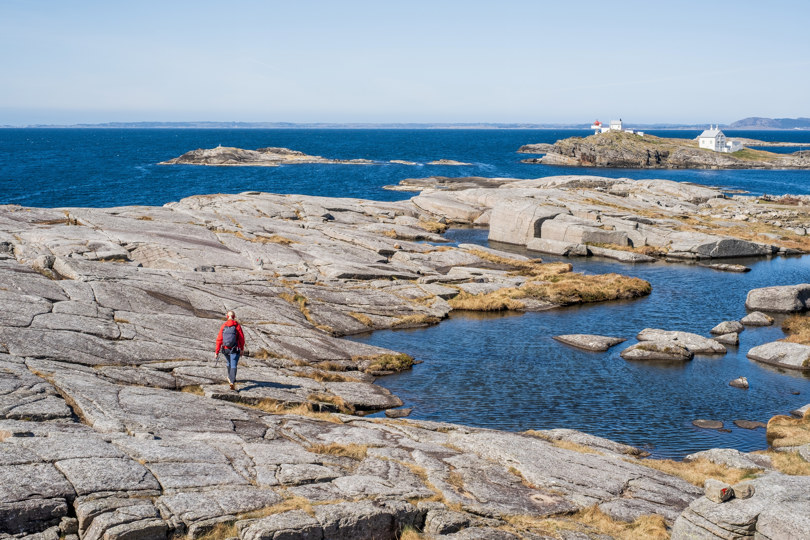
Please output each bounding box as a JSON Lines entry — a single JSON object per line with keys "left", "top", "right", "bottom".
{"left": 350, "top": 228, "right": 810, "bottom": 459}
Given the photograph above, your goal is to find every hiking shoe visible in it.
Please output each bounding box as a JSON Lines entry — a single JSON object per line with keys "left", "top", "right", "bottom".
{"left": 229, "top": 382, "right": 235, "bottom": 391}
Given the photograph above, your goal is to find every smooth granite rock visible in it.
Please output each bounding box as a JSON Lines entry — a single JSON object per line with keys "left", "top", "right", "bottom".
{"left": 637, "top": 328, "right": 726, "bottom": 354}
{"left": 711, "top": 320, "right": 744, "bottom": 335}
{"left": 620, "top": 340, "right": 694, "bottom": 361}
{"left": 672, "top": 473, "right": 810, "bottom": 540}
{"left": 747, "top": 341, "right": 810, "bottom": 370}
{"left": 684, "top": 448, "right": 771, "bottom": 470}
{"left": 552, "top": 334, "right": 626, "bottom": 352}
{"left": 714, "top": 332, "right": 739, "bottom": 346}
{"left": 745, "top": 284, "right": 810, "bottom": 313}
{"left": 741, "top": 311, "right": 774, "bottom": 326}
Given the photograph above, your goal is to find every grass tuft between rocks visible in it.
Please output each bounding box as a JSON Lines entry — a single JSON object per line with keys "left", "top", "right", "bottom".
{"left": 766, "top": 411, "right": 810, "bottom": 449}
{"left": 631, "top": 457, "right": 759, "bottom": 487}
{"left": 504, "top": 506, "right": 669, "bottom": 540}
{"left": 782, "top": 314, "right": 810, "bottom": 345}
{"left": 524, "top": 431, "right": 601, "bottom": 455}
{"left": 307, "top": 442, "right": 368, "bottom": 460}
{"left": 353, "top": 353, "right": 415, "bottom": 373}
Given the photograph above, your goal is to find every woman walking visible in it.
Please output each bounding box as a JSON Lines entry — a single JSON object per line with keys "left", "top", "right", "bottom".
{"left": 215, "top": 310, "right": 245, "bottom": 390}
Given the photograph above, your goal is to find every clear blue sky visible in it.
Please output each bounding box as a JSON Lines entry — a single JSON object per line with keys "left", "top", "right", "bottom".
{"left": 2, "top": 0, "right": 808, "bottom": 125}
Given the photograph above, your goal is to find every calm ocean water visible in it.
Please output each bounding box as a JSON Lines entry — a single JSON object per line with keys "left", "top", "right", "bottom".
{"left": 2, "top": 128, "right": 810, "bottom": 458}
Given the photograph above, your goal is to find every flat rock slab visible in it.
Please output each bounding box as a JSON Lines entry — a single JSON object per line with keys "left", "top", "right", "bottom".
{"left": 620, "top": 340, "right": 693, "bottom": 361}
{"left": 54, "top": 457, "right": 159, "bottom": 495}
{"left": 747, "top": 341, "right": 810, "bottom": 371}
{"left": 745, "top": 283, "right": 810, "bottom": 313}
{"left": 697, "top": 263, "right": 751, "bottom": 273}
{"left": 693, "top": 419, "right": 724, "bottom": 430}
{"left": 553, "top": 334, "right": 626, "bottom": 352}
{"left": 741, "top": 311, "right": 774, "bottom": 326}
{"left": 734, "top": 420, "right": 766, "bottom": 430}
{"left": 637, "top": 328, "right": 726, "bottom": 354}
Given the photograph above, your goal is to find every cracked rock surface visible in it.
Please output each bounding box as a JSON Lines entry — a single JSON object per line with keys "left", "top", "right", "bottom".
{"left": 0, "top": 189, "right": 800, "bottom": 539}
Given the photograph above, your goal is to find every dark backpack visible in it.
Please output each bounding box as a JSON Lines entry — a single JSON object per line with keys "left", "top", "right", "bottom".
{"left": 222, "top": 324, "right": 238, "bottom": 350}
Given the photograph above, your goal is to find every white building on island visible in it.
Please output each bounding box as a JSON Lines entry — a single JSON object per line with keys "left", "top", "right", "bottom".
{"left": 698, "top": 125, "right": 742, "bottom": 153}
{"left": 591, "top": 118, "right": 643, "bottom": 136}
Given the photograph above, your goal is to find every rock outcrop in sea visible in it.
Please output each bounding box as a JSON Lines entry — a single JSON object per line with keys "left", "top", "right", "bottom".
{"left": 520, "top": 131, "right": 810, "bottom": 169}
{"left": 1, "top": 185, "right": 808, "bottom": 539}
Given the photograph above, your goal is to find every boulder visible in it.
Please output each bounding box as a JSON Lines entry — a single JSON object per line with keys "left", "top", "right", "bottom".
{"left": 586, "top": 245, "right": 656, "bottom": 263}
{"left": 672, "top": 473, "right": 810, "bottom": 540}
{"left": 747, "top": 341, "right": 810, "bottom": 371}
{"left": 620, "top": 340, "right": 693, "bottom": 361}
{"left": 714, "top": 333, "right": 739, "bottom": 346}
{"left": 704, "top": 479, "right": 734, "bottom": 503}
{"left": 710, "top": 321, "right": 744, "bottom": 335}
{"left": 729, "top": 377, "right": 749, "bottom": 389}
{"left": 636, "top": 329, "right": 726, "bottom": 355}
{"left": 733, "top": 420, "right": 766, "bottom": 430}
{"left": 741, "top": 311, "right": 774, "bottom": 326}
{"left": 488, "top": 201, "right": 564, "bottom": 245}
{"left": 552, "top": 334, "right": 626, "bottom": 352}
{"left": 745, "top": 284, "right": 810, "bottom": 313}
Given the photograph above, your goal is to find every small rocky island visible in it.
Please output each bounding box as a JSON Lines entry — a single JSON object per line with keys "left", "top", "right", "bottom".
{"left": 519, "top": 131, "right": 810, "bottom": 169}
{"left": 0, "top": 181, "right": 808, "bottom": 539}
{"left": 160, "top": 146, "right": 472, "bottom": 167}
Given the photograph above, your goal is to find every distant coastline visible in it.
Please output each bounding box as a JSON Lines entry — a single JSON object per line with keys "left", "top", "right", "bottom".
{"left": 3, "top": 117, "right": 809, "bottom": 130}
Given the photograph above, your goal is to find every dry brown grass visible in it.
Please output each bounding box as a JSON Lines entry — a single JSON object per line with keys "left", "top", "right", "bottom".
{"left": 447, "top": 288, "right": 526, "bottom": 311}
{"left": 250, "top": 348, "right": 283, "bottom": 360}
{"left": 763, "top": 450, "right": 810, "bottom": 475}
{"left": 522, "top": 272, "right": 652, "bottom": 305}
{"left": 464, "top": 248, "right": 544, "bottom": 269}
{"left": 391, "top": 314, "right": 441, "bottom": 328}
{"left": 135, "top": 215, "right": 153, "bottom": 221}
{"left": 314, "top": 361, "right": 349, "bottom": 372}
{"left": 252, "top": 496, "right": 315, "bottom": 518}
{"left": 587, "top": 242, "right": 669, "bottom": 257}
{"left": 382, "top": 229, "right": 399, "bottom": 238}
{"left": 446, "top": 470, "right": 465, "bottom": 491}
{"left": 180, "top": 385, "right": 204, "bottom": 396}
{"left": 113, "top": 317, "right": 130, "bottom": 324}
{"left": 307, "top": 393, "right": 355, "bottom": 414}
{"left": 241, "top": 398, "right": 344, "bottom": 423}
{"left": 354, "top": 352, "right": 415, "bottom": 373}
{"left": 254, "top": 234, "right": 296, "bottom": 244}
{"left": 766, "top": 411, "right": 810, "bottom": 449}
{"left": 307, "top": 442, "right": 368, "bottom": 460}
{"left": 524, "top": 431, "right": 600, "bottom": 455}
{"left": 292, "top": 370, "right": 358, "bottom": 383}
{"left": 782, "top": 315, "right": 810, "bottom": 346}
{"left": 399, "top": 527, "right": 427, "bottom": 540}
{"left": 633, "top": 457, "right": 759, "bottom": 487}
{"left": 417, "top": 220, "right": 448, "bottom": 234}
{"left": 505, "top": 506, "right": 669, "bottom": 540}
{"left": 194, "top": 519, "right": 238, "bottom": 540}
{"left": 348, "top": 312, "right": 374, "bottom": 327}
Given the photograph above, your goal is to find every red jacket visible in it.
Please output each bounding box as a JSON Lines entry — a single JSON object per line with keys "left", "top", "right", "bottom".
{"left": 215, "top": 320, "right": 245, "bottom": 354}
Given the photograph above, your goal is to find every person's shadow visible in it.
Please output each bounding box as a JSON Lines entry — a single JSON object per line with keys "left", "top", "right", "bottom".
{"left": 237, "top": 380, "right": 300, "bottom": 392}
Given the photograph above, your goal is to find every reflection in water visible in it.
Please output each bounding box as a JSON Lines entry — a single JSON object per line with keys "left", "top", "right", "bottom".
{"left": 350, "top": 228, "right": 810, "bottom": 459}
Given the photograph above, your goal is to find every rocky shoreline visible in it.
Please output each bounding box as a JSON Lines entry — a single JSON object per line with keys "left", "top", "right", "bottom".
{"left": 0, "top": 183, "right": 809, "bottom": 539}
{"left": 519, "top": 131, "right": 810, "bottom": 169}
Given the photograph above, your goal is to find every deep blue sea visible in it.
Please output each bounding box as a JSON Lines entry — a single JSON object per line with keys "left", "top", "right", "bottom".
{"left": 2, "top": 128, "right": 810, "bottom": 458}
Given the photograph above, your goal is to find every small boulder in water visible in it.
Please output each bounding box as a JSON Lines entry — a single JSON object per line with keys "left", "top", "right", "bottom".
{"left": 553, "top": 334, "right": 626, "bottom": 352}
{"left": 693, "top": 419, "right": 724, "bottom": 430}
{"left": 711, "top": 320, "right": 744, "bottom": 335}
{"left": 714, "top": 333, "right": 739, "bottom": 346}
{"left": 741, "top": 311, "right": 774, "bottom": 326}
{"left": 734, "top": 419, "right": 766, "bottom": 430}
{"left": 729, "top": 376, "right": 749, "bottom": 389}
{"left": 620, "top": 340, "right": 693, "bottom": 361}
